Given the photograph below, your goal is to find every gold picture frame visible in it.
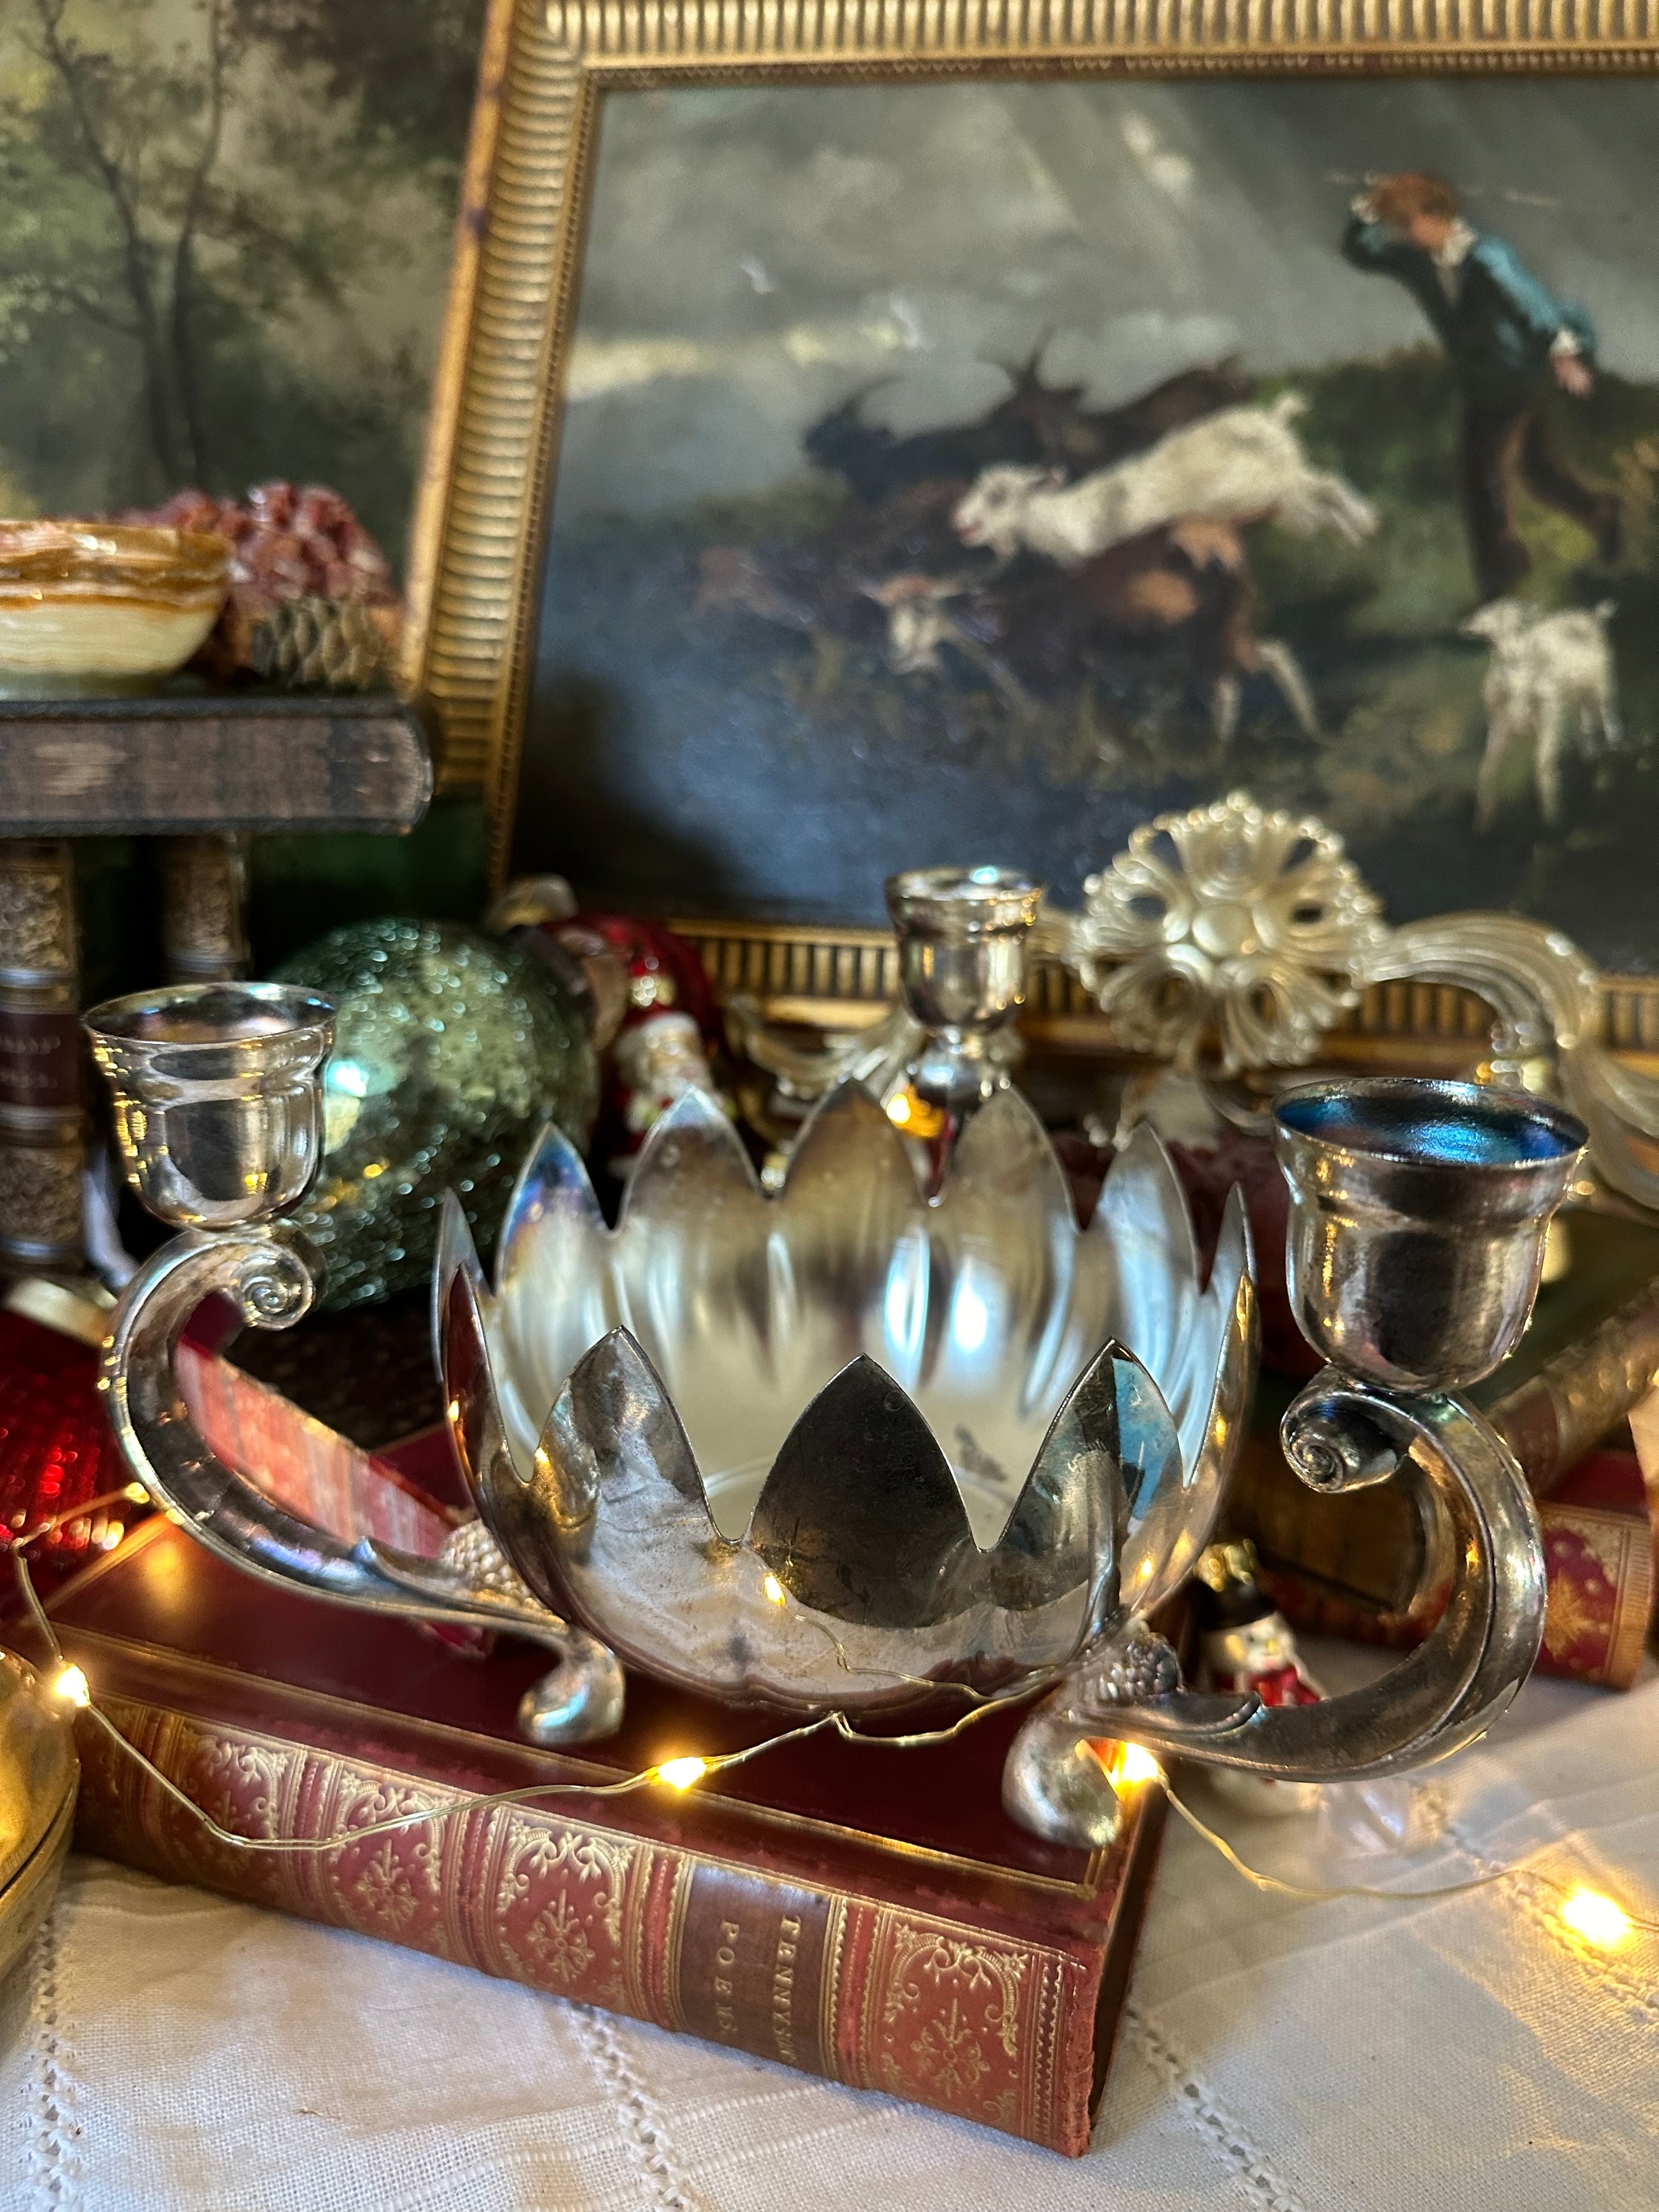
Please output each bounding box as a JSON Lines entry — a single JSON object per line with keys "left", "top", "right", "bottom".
{"left": 401, "top": 0, "right": 1659, "bottom": 1054}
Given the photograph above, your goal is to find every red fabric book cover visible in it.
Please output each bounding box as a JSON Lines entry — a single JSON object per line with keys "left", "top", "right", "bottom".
{"left": 25, "top": 1517, "right": 1166, "bottom": 2155}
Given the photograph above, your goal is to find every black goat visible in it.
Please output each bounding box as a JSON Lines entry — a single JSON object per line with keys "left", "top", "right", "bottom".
{"left": 805, "top": 348, "right": 1250, "bottom": 504}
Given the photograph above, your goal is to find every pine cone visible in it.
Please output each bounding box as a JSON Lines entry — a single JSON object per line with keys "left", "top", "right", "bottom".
{"left": 250, "top": 597, "right": 398, "bottom": 692}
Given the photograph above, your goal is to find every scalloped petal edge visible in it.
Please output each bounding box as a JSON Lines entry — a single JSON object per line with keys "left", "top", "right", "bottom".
{"left": 618, "top": 1081, "right": 763, "bottom": 1230}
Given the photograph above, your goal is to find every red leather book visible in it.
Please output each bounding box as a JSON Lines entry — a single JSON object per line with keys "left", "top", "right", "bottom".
{"left": 30, "top": 1517, "right": 1164, "bottom": 2155}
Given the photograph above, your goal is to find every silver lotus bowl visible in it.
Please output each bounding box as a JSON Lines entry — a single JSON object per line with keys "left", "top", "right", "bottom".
{"left": 437, "top": 1080, "right": 1253, "bottom": 1715}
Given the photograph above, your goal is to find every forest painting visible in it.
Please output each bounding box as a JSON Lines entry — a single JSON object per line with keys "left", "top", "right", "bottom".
{"left": 524, "top": 78, "right": 1659, "bottom": 972}
{"left": 0, "top": 0, "right": 480, "bottom": 572}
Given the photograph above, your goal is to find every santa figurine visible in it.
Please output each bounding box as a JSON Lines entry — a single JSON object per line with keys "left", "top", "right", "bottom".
{"left": 486, "top": 877, "right": 731, "bottom": 1181}
{"left": 1192, "top": 1539, "right": 1324, "bottom": 1818}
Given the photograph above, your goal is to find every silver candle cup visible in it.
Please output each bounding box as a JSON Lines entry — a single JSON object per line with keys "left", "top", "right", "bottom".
{"left": 86, "top": 981, "right": 334, "bottom": 1229}
{"left": 885, "top": 865, "right": 1045, "bottom": 1113}
{"left": 1272, "top": 1077, "right": 1587, "bottom": 1392}
{"left": 84, "top": 979, "right": 625, "bottom": 1747}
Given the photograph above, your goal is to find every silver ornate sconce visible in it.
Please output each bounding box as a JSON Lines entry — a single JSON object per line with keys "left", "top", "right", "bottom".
{"left": 88, "top": 971, "right": 1583, "bottom": 1849}
{"left": 734, "top": 797, "right": 1659, "bottom": 1218}
{"left": 1065, "top": 787, "right": 1659, "bottom": 1213}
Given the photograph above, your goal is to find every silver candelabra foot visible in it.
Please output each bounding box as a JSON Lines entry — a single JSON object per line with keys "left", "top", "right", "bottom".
{"left": 84, "top": 982, "right": 624, "bottom": 1746}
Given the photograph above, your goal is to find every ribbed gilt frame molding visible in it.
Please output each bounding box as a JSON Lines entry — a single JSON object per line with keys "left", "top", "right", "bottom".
{"left": 403, "top": 0, "right": 1659, "bottom": 1036}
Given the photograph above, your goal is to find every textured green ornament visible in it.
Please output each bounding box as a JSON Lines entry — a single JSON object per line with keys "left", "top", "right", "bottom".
{"left": 270, "top": 918, "right": 598, "bottom": 1311}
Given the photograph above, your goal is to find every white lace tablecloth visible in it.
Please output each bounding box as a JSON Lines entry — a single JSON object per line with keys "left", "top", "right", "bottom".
{"left": 5, "top": 1649, "right": 1655, "bottom": 2212}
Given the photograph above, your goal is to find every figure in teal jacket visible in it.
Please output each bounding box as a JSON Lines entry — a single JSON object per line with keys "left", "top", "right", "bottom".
{"left": 1342, "top": 169, "right": 1620, "bottom": 601}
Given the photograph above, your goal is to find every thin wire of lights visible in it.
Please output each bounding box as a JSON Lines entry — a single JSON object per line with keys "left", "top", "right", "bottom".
{"left": 8, "top": 1511, "right": 1657, "bottom": 1950}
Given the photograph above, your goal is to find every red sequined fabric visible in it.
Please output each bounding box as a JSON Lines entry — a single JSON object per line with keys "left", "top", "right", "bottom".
{"left": 0, "top": 1309, "right": 140, "bottom": 1593}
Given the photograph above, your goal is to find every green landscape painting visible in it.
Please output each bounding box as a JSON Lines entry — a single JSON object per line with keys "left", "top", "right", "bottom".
{"left": 0, "top": 0, "right": 479, "bottom": 572}
{"left": 525, "top": 78, "right": 1659, "bottom": 971}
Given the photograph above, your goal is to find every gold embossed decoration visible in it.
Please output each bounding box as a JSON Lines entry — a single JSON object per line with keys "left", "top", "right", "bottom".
{"left": 1065, "top": 791, "right": 1387, "bottom": 1075}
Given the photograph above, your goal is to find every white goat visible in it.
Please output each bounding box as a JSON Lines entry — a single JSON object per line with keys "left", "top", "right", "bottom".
{"left": 952, "top": 393, "right": 1378, "bottom": 567}
{"left": 1461, "top": 599, "right": 1622, "bottom": 830}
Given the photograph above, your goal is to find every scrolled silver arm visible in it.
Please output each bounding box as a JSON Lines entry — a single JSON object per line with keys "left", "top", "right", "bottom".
{"left": 105, "top": 1226, "right": 625, "bottom": 1746}
{"left": 1148, "top": 1375, "right": 1541, "bottom": 1778}
{"left": 1005, "top": 1373, "right": 1544, "bottom": 1841}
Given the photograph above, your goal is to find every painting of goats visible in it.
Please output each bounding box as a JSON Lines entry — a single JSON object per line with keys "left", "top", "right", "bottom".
{"left": 523, "top": 78, "right": 1659, "bottom": 971}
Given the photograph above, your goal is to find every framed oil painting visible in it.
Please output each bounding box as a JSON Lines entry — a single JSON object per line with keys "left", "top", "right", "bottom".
{"left": 406, "top": 0, "right": 1659, "bottom": 1036}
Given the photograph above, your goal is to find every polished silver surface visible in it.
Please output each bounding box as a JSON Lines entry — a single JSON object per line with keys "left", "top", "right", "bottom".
{"left": 1365, "top": 906, "right": 1659, "bottom": 1216}
{"left": 91, "top": 977, "right": 1566, "bottom": 1841}
{"left": 1272, "top": 1077, "right": 1587, "bottom": 1392}
{"left": 85, "top": 981, "right": 335, "bottom": 1229}
{"left": 1063, "top": 790, "right": 1386, "bottom": 1076}
{"left": 1015, "top": 1375, "right": 1547, "bottom": 1793}
{"left": 88, "top": 983, "right": 625, "bottom": 1747}
{"left": 439, "top": 1079, "right": 1256, "bottom": 1713}
{"left": 1004, "top": 1072, "right": 1575, "bottom": 1840}
{"left": 885, "top": 865, "right": 1044, "bottom": 1115}
{"left": 727, "top": 865, "right": 1055, "bottom": 1129}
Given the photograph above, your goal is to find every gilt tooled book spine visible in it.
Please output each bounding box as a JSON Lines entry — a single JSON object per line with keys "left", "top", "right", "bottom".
{"left": 43, "top": 1523, "right": 1164, "bottom": 2155}
{"left": 71, "top": 1701, "right": 1115, "bottom": 2145}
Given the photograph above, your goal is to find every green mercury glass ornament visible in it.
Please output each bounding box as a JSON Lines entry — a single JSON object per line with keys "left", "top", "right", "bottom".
{"left": 270, "top": 918, "right": 599, "bottom": 1311}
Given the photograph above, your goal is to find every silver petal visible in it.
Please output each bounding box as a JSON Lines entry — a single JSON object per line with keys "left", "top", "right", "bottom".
{"left": 749, "top": 1355, "right": 978, "bottom": 1628}
{"left": 918, "top": 1086, "right": 1085, "bottom": 1526}
{"left": 611, "top": 1088, "right": 775, "bottom": 1523}
{"left": 1122, "top": 1182, "right": 1256, "bottom": 1618}
{"left": 489, "top": 1119, "right": 617, "bottom": 1465}
{"left": 618, "top": 1080, "right": 765, "bottom": 1223}
{"left": 431, "top": 1187, "right": 486, "bottom": 1385}
{"left": 1089, "top": 1124, "right": 1200, "bottom": 1428}
{"left": 438, "top": 1260, "right": 516, "bottom": 1531}
{"left": 1102, "top": 1339, "right": 1192, "bottom": 1621}
{"left": 523, "top": 1327, "right": 724, "bottom": 1624}
{"left": 989, "top": 1339, "right": 1145, "bottom": 1635}
{"left": 772, "top": 1081, "right": 931, "bottom": 1406}
{"left": 496, "top": 1115, "right": 607, "bottom": 1281}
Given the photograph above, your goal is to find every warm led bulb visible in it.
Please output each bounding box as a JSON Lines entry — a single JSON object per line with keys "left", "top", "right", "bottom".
{"left": 656, "top": 1756, "right": 708, "bottom": 1791}
{"left": 763, "top": 1574, "right": 786, "bottom": 1605}
{"left": 1559, "top": 1886, "right": 1632, "bottom": 1950}
{"left": 1105, "top": 1741, "right": 1163, "bottom": 1788}
{"left": 52, "top": 1664, "right": 90, "bottom": 1710}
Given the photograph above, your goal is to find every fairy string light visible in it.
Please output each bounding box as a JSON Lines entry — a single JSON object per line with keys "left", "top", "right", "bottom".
{"left": 7, "top": 1509, "right": 1657, "bottom": 1949}
{"left": 5, "top": 1530, "right": 1036, "bottom": 1860}
{"left": 1157, "top": 1778, "right": 1658, "bottom": 1942}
